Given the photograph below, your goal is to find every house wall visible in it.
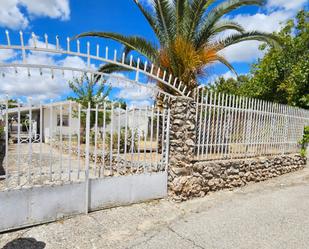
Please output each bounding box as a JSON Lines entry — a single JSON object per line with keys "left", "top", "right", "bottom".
{"left": 43, "top": 107, "right": 80, "bottom": 143}
{"left": 105, "top": 109, "right": 150, "bottom": 135}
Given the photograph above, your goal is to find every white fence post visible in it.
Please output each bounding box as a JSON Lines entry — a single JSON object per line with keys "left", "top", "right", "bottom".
{"left": 165, "top": 108, "right": 171, "bottom": 172}
{"left": 85, "top": 102, "right": 91, "bottom": 214}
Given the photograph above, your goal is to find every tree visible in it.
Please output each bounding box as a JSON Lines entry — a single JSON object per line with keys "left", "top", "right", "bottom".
{"left": 68, "top": 74, "right": 112, "bottom": 127}
{"left": 75, "top": 0, "right": 280, "bottom": 96}
{"left": 248, "top": 10, "right": 308, "bottom": 109}
{"left": 208, "top": 75, "right": 249, "bottom": 95}
{"left": 68, "top": 74, "right": 111, "bottom": 109}
{"left": 207, "top": 10, "right": 308, "bottom": 109}
{"left": 231, "top": 10, "right": 308, "bottom": 109}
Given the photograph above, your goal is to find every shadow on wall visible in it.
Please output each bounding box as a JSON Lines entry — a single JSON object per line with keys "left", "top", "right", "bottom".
{"left": 2, "top": 238, "right": 46, "bottom": 249}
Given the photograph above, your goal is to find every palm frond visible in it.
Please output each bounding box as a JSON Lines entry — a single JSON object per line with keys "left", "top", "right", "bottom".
{"left": 196, "top": 0, "right": 264, "bottom": 47}
{"left": 153, "top": 0, "right": 175, "bottom": 43}
{"left": 132, "top": 0, "right": 165, "bottom": 41}
{"left": 216, "top": 55, "right": 237, "bottom": 75}
{"left": 187, "top": 0, "right": 216, "bottom": 40}
{"left": 173, "top": 0, "right": 188, "bottom": 35}
{"left": 209, "top": 21, "right": 245, "bottom": 36}
{"left": 218, "top": 31, "right": 282, "bottom": 48}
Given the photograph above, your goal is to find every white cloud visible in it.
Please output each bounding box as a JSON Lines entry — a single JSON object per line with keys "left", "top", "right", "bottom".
{"left": 231, "top": 11, "right": 294, "bottom": 34}
{"left": 0, "top": 36, "right": 89, "bottom": 102}
{"left": 103, "top": 72, "right": 155, "bottom": 106}
{"left": 267, "top": 0, "right": 307, "bottom": 11}
{"left": 0, "top": 0, "right": 70, "bottom": 29}
{"left": 219, "top": 41, "right": 265, "bottom": 63}
{"left": 21, "top": 0, "right": 70, "bottom": 20}
{"left": 204, "top": 70, "right": 237, "bottom": 85}
{"left": 0, "top": 49, "right": 17, "bottom": 62}
{"left": 218, "top": 0, "right": 306, "bottom": 63}
{"left": 221, "top": 71, "right": 237, "bottom": 80}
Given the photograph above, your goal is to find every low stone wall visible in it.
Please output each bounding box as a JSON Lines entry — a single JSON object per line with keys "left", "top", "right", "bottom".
{"left": 169, "top": 154, "right": 306, "bottom": 201}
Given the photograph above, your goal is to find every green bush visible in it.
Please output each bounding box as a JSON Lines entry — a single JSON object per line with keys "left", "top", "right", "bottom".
{"left": 300, "top": 126, "right": 309, "bottom": 157}
{"left": 105, "top": 127, "right": 138, "bottom": 152}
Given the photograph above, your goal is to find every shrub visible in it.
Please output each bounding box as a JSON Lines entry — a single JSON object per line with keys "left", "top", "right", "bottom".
{"left": 105, "top": 127, "right": 138, "bottom": 152}
{"left": 299, "top": 126, "right": 309, "bottom": 157}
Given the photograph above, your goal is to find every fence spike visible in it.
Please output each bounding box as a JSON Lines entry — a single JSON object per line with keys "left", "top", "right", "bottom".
{"left": 178, "top": 81, "right": 183, "bottom": 90}
{"left": 129, "top": 55, "right": 133, "bottom": 66}
{"left": 5, "top": 30, "right": 10, "bottom": 46}
{"left": 156, "top": 67, "right": 161, "bottom": 78}
{"left": 66, "top": 37, "right": 70, "bottom": 52}
{"left": 135, "top": 58, "right": 140, "bottom": 81}
{"left": 163, "top": 70, "right": 166, "bottom": 81}
{"left": 122, "top": 52, "right": 125, "bottom": 64}
{"left": 76, "top": 40, "right": 80, "bottom": 53}
{"left": 150, "top": 64, "right": 154, "bottom": 74}
{"left": 19, "top": 31, "right": 26, "bottom": 62}
{"left": 31, "top": 32, "right": 37, "bottom": 48}
{"left": 168, "top": 74, "right": 172, "bottom": 84}
{"left": 56, "top": 35, "right": 59, "bottom": 50}
{"left": 144, "top": 61, "right": 148, "bottom": 71}
{"left": 87, "top": 42, "right": 90, "bottom": 66}
{"left": 96, "top": 44, "right": 100, "bottom": 57}
{"left": 173, "top": 77, "right": 178, "bottom": 87}
{"left": 105, "top": 46, "right": 108, "bottom": 60}
{"left": 114, "top": 50, "right": 117, "bottom": 61}
{"left": 44, "top": 34, "right": 48, "bottom": 48}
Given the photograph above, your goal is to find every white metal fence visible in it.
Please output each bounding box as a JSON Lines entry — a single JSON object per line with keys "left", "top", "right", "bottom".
{"left": 195, "top": 89, "right": 309, "bottom": 160}
{"left": 0, "top": 99, "right": 170, "bottom": 191}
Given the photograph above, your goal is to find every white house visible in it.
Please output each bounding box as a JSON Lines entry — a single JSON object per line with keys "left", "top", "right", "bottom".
{"left": 4, "top": 101, "right": 152, "bottom": 143}
{"left": 5, "top": 101, "right": 80, "bottom": 143}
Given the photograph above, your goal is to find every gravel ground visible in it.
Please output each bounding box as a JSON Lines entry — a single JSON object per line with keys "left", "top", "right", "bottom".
{"left": 0, "top": 156, "right": 308, "bottom": 249}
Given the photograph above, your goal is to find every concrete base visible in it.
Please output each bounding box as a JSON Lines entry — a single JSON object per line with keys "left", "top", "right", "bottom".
{"left": 0, "top": 172, "right": 167, "bottom": 232}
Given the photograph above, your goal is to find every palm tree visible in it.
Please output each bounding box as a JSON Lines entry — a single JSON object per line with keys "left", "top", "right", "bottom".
{"left": 75, "top": 0, "right": 281, "bottom": 96}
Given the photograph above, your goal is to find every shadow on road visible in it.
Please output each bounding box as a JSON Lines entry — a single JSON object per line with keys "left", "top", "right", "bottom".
{"left": 1, "top": 238, "right": 46, "bottom": 249}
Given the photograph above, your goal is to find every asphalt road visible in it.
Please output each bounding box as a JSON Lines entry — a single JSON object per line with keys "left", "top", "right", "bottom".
{"left": 1, "top": 160, "right": 309, "bottom": 249}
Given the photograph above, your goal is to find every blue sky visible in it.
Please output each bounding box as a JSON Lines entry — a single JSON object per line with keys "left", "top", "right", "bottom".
{"left": 0, "top": 0, "right": 307, "bottom": 105}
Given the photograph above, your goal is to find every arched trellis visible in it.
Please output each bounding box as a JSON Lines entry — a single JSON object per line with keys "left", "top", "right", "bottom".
{"left": 0, "top": 31, "right": 192, "bottom": 100}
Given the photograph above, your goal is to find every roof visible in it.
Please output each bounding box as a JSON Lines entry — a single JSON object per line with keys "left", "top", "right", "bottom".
{"left": 1, "top": 100, "right": 78, "bottom": 115}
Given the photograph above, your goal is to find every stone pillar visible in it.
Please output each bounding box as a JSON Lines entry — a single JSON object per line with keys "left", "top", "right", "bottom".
{"left": 168, "top": 97, "right": 197, "bottom": 201}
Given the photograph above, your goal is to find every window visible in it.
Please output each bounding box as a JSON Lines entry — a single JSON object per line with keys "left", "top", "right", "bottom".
{"left": 57, "top": 115, "right": 69, "bottom": 127}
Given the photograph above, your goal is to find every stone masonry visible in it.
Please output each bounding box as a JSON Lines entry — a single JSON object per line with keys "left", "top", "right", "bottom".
{"left": 168, "top": 97, "right": 196, "bottom": 185}
{"left": 169, "top": 154, "right": 306, "bottom": 201}
{"left": 168, "top": 97, "right": 307, "bottom": 201}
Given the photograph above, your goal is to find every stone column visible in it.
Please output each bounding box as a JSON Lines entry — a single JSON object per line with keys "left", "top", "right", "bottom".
{"left": 168, "top": 97, "right": 197, "bottom": 201}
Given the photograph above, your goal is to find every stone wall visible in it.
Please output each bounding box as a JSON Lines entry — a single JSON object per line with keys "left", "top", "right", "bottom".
{"left": 168, "top": 97, "right": 196, "bottom": 184}
{"left": 169, "top": 154, "right": 306, "bottom": 201}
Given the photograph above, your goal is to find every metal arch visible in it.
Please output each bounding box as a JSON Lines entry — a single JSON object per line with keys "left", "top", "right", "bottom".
{"left": 0, "top": 63, "right": 183, "bottom": 101}
{"left": 0, "top": 31, "right": 191, "bottom": 98}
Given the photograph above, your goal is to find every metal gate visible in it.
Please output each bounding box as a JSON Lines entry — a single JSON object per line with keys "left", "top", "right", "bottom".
{"left": 0, "top": 31, "right": 185, "bottom": 232}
